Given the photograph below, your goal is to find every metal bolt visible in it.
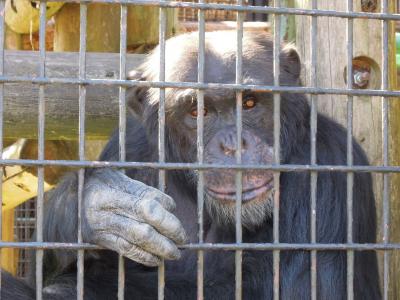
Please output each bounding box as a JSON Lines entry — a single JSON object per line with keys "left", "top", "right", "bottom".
{"left": 353, "top": 70, "right": 370, "bottom": 88}
{"left": 105, "top": 71, "right": 115, "bottom": 78}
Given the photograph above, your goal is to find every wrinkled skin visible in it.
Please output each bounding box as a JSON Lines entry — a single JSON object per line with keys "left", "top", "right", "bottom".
{"left": 1, "top": 31, "right": 381, "bottom": 300}
{"left": 83, "top": 169, "right": 186, "bottom": 266}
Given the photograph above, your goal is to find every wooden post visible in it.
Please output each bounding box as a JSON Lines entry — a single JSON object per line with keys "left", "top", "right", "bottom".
{"left": 127, "top": 6, "right": 177, "bottom": 51}
{"left": 389, "top": 18, "right": 400, "bottom": 300}
{"left": 293, "top": 0, "right": 398, "bottom": 298}
{"left": 54, "top": 4, "right": 121, "bottom": 52}
{"left": 5, "top": 25, "right": 21, "bottom": 50}
{"left": 53, "top": 3, "right": 121, "bottom": 170}
{"left": 54, "top": 4, "right": 177, "bottom": 53}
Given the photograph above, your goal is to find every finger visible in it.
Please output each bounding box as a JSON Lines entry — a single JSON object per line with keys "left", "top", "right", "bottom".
{"left": 139, "top": 199, "right": 187, "bottom": 245}
{"left": 92, "top": 169, "right": 176, "bottom": 212}
{"left": 100, "top": 233, "right": 161, "bottom": 267}
{"left": 139, "top": 188, "right": 176, "bottom": 212}
{"left": 107, "top": 172, "right": 176, "bottom": 211}
{"left": 105, "top": 214, "right": 181, "bottom": 260}
{"left": 95, "top": 195, "right": 186, "bottom": 244}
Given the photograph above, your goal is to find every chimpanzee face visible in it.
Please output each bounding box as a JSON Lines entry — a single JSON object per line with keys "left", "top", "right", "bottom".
{"left": 164, "top": 87, "right": 275, "bottom": 228}
{"left": 129, "top": 31, "right": 301, "bottom": 228}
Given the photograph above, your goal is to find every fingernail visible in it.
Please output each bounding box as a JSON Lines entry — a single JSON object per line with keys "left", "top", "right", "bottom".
{"left": 172, "top": 250, "right": 181, "bottom": 260}
{"left": 180, "top": 232, "right": 188, "bottom": 244}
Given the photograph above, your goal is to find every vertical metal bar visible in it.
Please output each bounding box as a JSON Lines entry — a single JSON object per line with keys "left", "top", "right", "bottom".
{"left": 0, "top": 0, "right": 4, "bottom": 293}
{"left": 346, "top": 1, "right": 354, "bottom": 299}
{"left": 235, "top": 2, "right": 244, "bottom": 299}
{"left": 77, "top": 3, "right": 88, "bottom": 300}
{"left": 118, "top": 4, "right": 128, "bottom": 300}
{"left": 196, "top": 3, "right": 205, "bottom": 300}
{"left": 381, "top": 1, "right": 389, "bottom": 299}
{"left": 310, "top": 1, "right": 317, "bottom": 300}
{"left": 158, "top": 3, "right": 167, "bottom": 299}
{"left": 272, "top": 2, "right": 281, "bottom": 300}
{"left": 36, "top": 2, "right": 47, "bottom": 299}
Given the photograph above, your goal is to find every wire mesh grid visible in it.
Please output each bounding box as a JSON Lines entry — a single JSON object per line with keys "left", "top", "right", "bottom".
{"left": 14, "top": 199, "right": 36, "bottom": 279}
{"left": 178, "top": 0, "right": 239, "bottom": 21}
{"left": 0, "top": 0, "right": 398, "bottom": 300}
{"left": 177, "top": 0, "right": 269, "bottom": 22}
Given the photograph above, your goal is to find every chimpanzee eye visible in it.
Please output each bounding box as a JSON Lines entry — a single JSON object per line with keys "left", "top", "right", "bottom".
{"left": 243, "top": 97, "right": 257, "bottom": 110}
{"left": 190, "top": 107, "right": 208, "bottom": 118}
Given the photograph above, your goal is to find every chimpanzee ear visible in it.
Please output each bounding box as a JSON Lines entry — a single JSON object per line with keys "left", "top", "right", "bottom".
{"left": 127, "top": 69, "right": 148, "bottom": 119}
{"left": 280, "top": 44, "right": 301, "bottom": 83}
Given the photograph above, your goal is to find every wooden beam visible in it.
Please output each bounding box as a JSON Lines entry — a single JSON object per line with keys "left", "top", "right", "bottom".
{"left": 54, "top": 4, "right": 177, "bottom": 52}
{"left": 2, "top": 50, "right": 145, "bottom": 140}
{"left": 127, "top": 6, "right": 177, "bottom": 48}
{"left": 54, "top": 4, "right": 121, "bottom": 53}
{"left": 294, "top": 0, "right": 398, "bottom": 298}
{"left": 179, "top": 21, "right": 270, "bottom": 33}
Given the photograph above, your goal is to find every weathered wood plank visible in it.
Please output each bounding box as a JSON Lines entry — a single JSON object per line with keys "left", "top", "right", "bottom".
{"left": 2, "top": 50, "right": 145, "bottom": 140}
{"left": 180, "top": 21, "right": 270, "bottom": 32}
{"left": 294, "top": 1, "right": 398, "bottom": 298}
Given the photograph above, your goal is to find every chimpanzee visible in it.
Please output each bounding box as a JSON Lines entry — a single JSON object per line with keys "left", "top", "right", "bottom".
{"left": 1, "top": 31, "right": 381, "bottom": 299}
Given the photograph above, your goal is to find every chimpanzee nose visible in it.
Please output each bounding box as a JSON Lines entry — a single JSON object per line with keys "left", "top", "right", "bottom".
{"left": 217, "top": 129, "right": 252, "bottom": 157}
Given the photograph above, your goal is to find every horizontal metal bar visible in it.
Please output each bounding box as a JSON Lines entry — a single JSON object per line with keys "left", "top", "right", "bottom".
{"left": 1, "top": 241, "right": 400, "bottom": 251}
{"left": 2, "top": 159, "right": 400, "bottom": 173}
{"left": 183, "top": 243, "right": 400, "bottom": 251}
{"left": 1, "top": 76, "right": 400, "bottom": 97}
{"left": 43, "top": 0, "right": 400, "bottom": 21}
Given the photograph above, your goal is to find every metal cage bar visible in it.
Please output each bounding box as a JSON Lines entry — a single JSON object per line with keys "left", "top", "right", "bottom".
{"left": 158, "top": 1, "right": 168, "bottom": 298}
{"left": 3, "top": 159, "right": 400, "bottom": 173}
{"left": 1, "top": 241, "right": 400, "bottom": 250}
{"left": 196, "top": 0, "right": 206, "bottom": 298}
{"left": 309, "top": 1, "right": 318, "bottom": 300}
{"left": 272, "top": 2, "right": 281, "bottom": 299}
{"left": 28, "top": 1, "right": 400, "bottom": 21}
{"left": 381, "top": 1, "right": 390, "bottom": 299}
{"left": 117, "top": 4, "right": 128, "bottom": 300}
{"left": 346, "top": 1, "right": 354, "bottom": 299}
{"left": 234, "top": 5, "right": 244, "bottom": 300}
{"left": 0, "top": 0, "right": 4, "bottom": 292}
{"left": 3, "top": 75, "right": 400, "bottom": 97}
{"left": 36, "top": 2, "right": 47, "bottom": 299}
{"left": 77, "top": 3, "right": 88, "bottom": 300}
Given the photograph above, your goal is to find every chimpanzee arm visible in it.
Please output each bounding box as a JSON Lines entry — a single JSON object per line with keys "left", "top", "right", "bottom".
{"left": 1, "top": 268, "right": 107, "bottom": 300}
{"left": 1, "top": 271, "right": 36, "bottom": 300}
{"left": 41, "top": 173, "right": 81, "bottom": 269}
{"left": 17, "top": 164, "right": 187, "bottom": 299}
{"left": 24, "top": 172, "right": 84, "bottom": 288}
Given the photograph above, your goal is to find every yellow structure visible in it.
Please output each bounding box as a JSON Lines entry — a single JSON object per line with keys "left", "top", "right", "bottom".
{"left": 1, "top": 140, "right": 53, "bottom": 274}
{"left": 5, "top": 0, "right": 63, "bottom": 34}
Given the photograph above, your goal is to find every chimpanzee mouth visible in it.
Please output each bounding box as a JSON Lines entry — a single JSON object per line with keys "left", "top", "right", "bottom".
{"left": 205, "top": 178, "right": 274, "bottom": 203}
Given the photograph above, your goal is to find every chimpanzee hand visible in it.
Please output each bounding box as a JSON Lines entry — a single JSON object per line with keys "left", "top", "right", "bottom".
{"left": 82, "top": 169, "right": 187, "bottom": 267}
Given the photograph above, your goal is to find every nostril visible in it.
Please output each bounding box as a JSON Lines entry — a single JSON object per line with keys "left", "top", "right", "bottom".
{"left": 221, "top": 144, "right": 234, "bottom": 156}
{"left": 220, "top": 142, "right": 226, "bottom": 153}
{"left": 242, "top": 138, "right": 247, "bottom": 150}
{"left": 224, "top": 149, "right": 233, "bottom": 156}
{"left": 220, "top": 141, "right": 236, "bottom": 156}
{"left": 217, "top": 130, "right": 245, "bottom": 156}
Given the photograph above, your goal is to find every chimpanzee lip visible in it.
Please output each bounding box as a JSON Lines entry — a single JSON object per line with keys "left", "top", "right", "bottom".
{"left": 205, "top": 178, "right": 274, "bottom": 202}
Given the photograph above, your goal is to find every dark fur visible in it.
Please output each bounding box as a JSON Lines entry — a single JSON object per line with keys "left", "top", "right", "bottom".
{"left": 2, "top": 31, "right": 380, "bottom": 299}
